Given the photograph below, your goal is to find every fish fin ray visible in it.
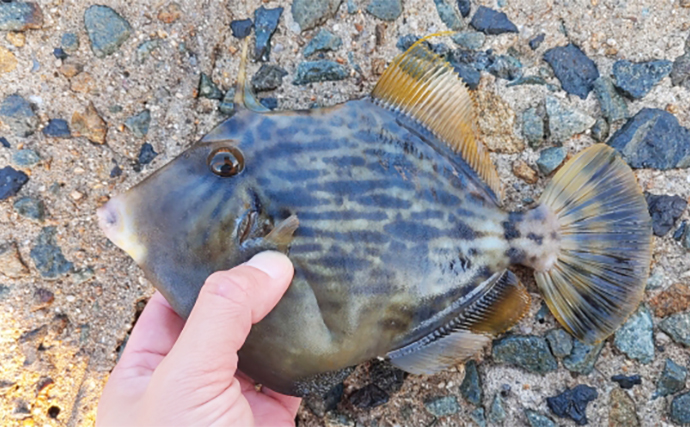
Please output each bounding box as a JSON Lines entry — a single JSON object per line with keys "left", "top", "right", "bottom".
{"left": 265, "top": 214, "right": 299, "bottom": 249}
{"left": 234, "top": 37, "right": 269, "bottom": 113}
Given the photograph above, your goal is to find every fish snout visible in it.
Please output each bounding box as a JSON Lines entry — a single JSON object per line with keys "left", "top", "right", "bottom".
{"left": 97, "top": 195, "right": 147, "bottom": 263}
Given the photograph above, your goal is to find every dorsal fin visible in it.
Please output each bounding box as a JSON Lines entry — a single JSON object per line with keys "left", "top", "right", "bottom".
{"left": 371, "top": 36, "right": 501, "bottom": 198}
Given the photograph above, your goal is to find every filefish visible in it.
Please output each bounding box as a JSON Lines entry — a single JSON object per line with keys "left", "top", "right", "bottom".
{"left": 98, "top": 37, "right": 652, "bottom": 396}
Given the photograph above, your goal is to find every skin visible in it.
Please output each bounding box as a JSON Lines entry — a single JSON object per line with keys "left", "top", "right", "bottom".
{"left": 97, "top": 251, "right": 301, "bottom": 426}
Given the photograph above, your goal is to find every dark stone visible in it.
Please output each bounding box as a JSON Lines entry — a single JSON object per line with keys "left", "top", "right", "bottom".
{"left": 61, "top": 33, "right": 79, "bottom": 53}
{"left": 293, "top": 60, "right": 348, "bottom": 85}
{"left": 251, "top": 64, "right": 288, "bottom": 91}
{"left": 460, "top": 360, "right": 482, "bottom": 406}
{"left": 369, "top": 359, "right": 406, "bottom": 394}
{"left": 612, "top": 60, "right": 673, "bottom": 99}
{"left": 545, "top": 329, "right": 573, "bottom": 358}
{"left": 654, "top": 358, "right": 687, "bottom": 399}
{"left": 470, "top": 6, "right": 517, "bottom": 35}
{"left": 671, "top": 52, "right": 690, "bottom": 89}
{"left": 593, "top": 76, "right": 629, "bottom": 122}
{"left": 434, "top": 0, "right": 465, "bottom": 31}
{"left": 563, "top": 340, "right": 604, "bottom": 375}
{"left": 451, "top": 31, "right": 485, "bottom": 51}
{"left": 219, "top": 88, "right": 235, "bottom": 115}
{"left": 0, "top": 2, "right": 43, "bottom": 31}
{"left": 259, "top": 97, "right": 278, "bottom": 110}
{"left": 84, "top": 5, "right": 132, "bottom": 58}
{"left": 611, "top": 374, "right": 642, "bottom": 390}
{"left": 0, "top": 166, "right": 28, "bottom": 200}
{"left": 230, "top": 18, "right": 253, "bottom": 39}
{"left": 348, "top": 384, "right": 389, "bottom": 409}
{"left": 536, "top": 147, "right": 566, "bottom": 175}
{"left": 488, "top": 393, "right": 506, "bottom": 424}
{"left": 366, "top": 0, "right": 403, "bottom": 21}
{"left": 304, "top": 29, "right": 342, "bottom": 57}
{"left": 487, "top": 54, "right": 522, "bottom": 80}
{"left": 125, "top": 110, "right": 151, "bottom": 138}
{"left": 397, "top": 34, "right": 421, "bottom": 51}
{"left": 254, "top": 6, "right": 282, "bottom": 62}
{"left": 198, "top": 73, "right": 223, "bottom": 99}
{"left": 457, "top": 0, "right": 470, "bottom": 17}
{"left": 546, "top": 385, "right": 598, "bottom": 425}
{"left": 543, "top": 44, "right": 599, "bottom": 99}
{"left": 529, "top": 33, "right": 545, "bottom": 50}
{"left": 0, "top": 136, "right": 9, "bottom": 148}
{"left": 644, "top": 193, "right": 687, "bottom": 237}
{"left": 471, "top": 408, "right": 486, "bottom": 427}
{"left": 53, "top": 47, "right": 68, "bottom": 60}
{"left": 674, "top": 220, "right": 688, "bottom": 241}
{"left": 110, "top": 164, "right": 122, "bottom": 178}
{"left": 291, "top": 0, "right": 342, "bottom": 31}
{"left": 591, "top": 117, "right": 609, "bottom": 142}
{"left": 492, "top": 335, "right": 558, "bottom": 374}
{"left": 42, "top": 119, "right": 71, "bottom": 138}
{"left": 451, "top": 61, "right": 481, "bottom": 89}
{"left": 670, "top": 392, "right": 690, "bottom": 425}
{"left": 659, "top": 311, "right": 690, "bottom": 347}
{"left": 0, "top": 94, "right": 39, "bottom": 137}
{"left": 424, "top": 395, "right": 459, "bottom": 417}
{"left": 14, "top": 197, "right": 45, "bottom": 222}
{"left": 137, "top": 143, "right": 158, "bottom": 165}
{"left": 613, "top": 305, "right": 655, "bottom": 364}
{"left": 13, "top": 149, "right": 40, "bottom": 166}
{"left": 305, "top": 382, "right": 344, "bottom": 417}
{"left": 521, "top": 107, "right": 544, "bottom": 148}
{"left": 30, "top": 227, "right": 73, "bottom": 279}
{"left": 525, "top": 409, "right": 557, "bottom": 427}
{"left": 607, "top": 108, "right": 690, "bottom": 170}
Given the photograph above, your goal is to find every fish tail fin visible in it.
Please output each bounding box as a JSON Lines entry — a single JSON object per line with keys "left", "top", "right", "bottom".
{"left": 534, "top": 144, "right": 653, "bottom": 343}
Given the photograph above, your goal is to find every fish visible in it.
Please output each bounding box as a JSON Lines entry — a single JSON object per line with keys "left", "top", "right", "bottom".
{"left": 97, "top": 36, "right": 653, "bottom": 397}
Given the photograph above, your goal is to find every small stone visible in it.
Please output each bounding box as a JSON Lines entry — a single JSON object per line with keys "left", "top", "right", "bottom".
{"left": 649, "top": 283, "right": 690, "bottom": 318}
{"left": 30, "top": 227, "right": 73, "bottom": 279}
{"left": 545, "top": 95, "right": 595, "bottom": 143}
{"left": 53, "top": 47, "right": 68, "bottom": 60}
{"left": 13, "top": 197, "right": 45, "bottom": 222}
{"left": 487, "top": 54, "right": 523, "bottom": 81}
{"left": 513, "top": 160, "right": 538, "bottom": 184}
{"left": 591, "top": 117, "right": 609, "bottom": 142}
{"left": 521, "top": 107, "right": 544, "bottom": 148}
{"left": 72, "top": 267, "right": 94, "bottom": 285}
{"left": 525, "top": 409, "right": 557, "bottom": 427}
{"left": 137, "top": 143, "right": 158, "bottom": 165}
{"left": 110, "top": 164, "right": 122, "bottom": 178}
{"left": 324, "top": 412, "right": 355, "bottom": 427}
{"left": 348, "top": 384, "right": 389, "bottom": 408}
{"left": 434, "top": 0, "right": 465, "bottom": 31}
{"left": 366, "top": 0, "right": 403, "bottom": 21}
{"left": 304, "top": 29, "right": 342, "bottom": 57}
{"left": 653, "top": 358, "right": 687, "bottom": 399}
{"left": 0, "top": 94, "right": 38, "bottom": 137}
{"left": 13, "top": 149, "right": 40, "bottom": 167}
{"left": 563, "top": 340, "right": 604, "bottom": 375}
{"left": 609, "top": 388, "right": 640, "bottom": 427}
{"left": 0, "top": 137, "right": 9, "bottom": 148}
{"left": 84, "top": 5, "right": 132, "bottom": 58}
{"left": 424, "top": 395, "right": 459, "bottom": 417}
{"left": 254, "top": 6, "right": 283, "bottom": 62}
{"left": 70, "top": 72, "right": 96, "bottom": 94}
{"left": 683, "top": 228, "right": 690, "bottom": 250}
{"left": 259, "top": 97, "right": 278, "bottom": 110}
{"left": 674, "top": 221, "right": 688, "bottom": 241}
{"left": 671, "top": 51, "right": 690, "bottom": 89}
{"left": 470, "top": 408, "right": 486, "bottom": 427}
{"left": 125, "top": 110, "right": 151, "bottom": 138}
{"left": 397, "top": 34, "right": 420, "bottom": 51}
{"left": 293, "top": 60, "right": 348, "bottom": 85}
{"left": 0, "top": 241, "right": 28, "bottom": 278}
{"left": 460, "top": 360, "right": 482, "bottom": 406}
{"left": 70, "top": 190, "right": 83, "bottom": 201}
{"left": 614, "top": 305, "right": 654, "bottom": 364}
{"left": 61, "top": 33, "right": 79, "bottom": 53}
{"left": 136, "top": 39, "right": 159, "bottom": 63}
{"left": 32, "top": 288, "right": 54, "bottom": 311}
{"left": 451, "top": 61, "right": 481, "bottom": 89}
{"left": 547, "top": 385, "right": 598, "bottom": 426}
{"left": 529, "top": 34, "right": 545, "bottom": 50}
{"left": 291, "top": 0, "right": 341, "bottom": 31}
{"left": 607, "top": 108, "right": 690, "bottom": 170}
{"left": 644, "top": 193, "right": 687, "bottom": 237}
{"left": 544, "top": 44, "right": 599, "bottom": 99}
{"left": 369, "top": 359, "right": 406, "bottom": 394}
{"left": 451, "top": 31, "right": 485, "bottom": 51}
{"left": 6, "top": 31, "right": 25, "bottom": 47}
{"left": 0, "top": 2, "right": 43, "bottom": 31}
{"left": 251, "top": 64, "right": 288, "bottom": 91}
{"left": 659, "top": 311, "right": 690, "bottom": 347}
{"left": 475, "top": 90, "right": 524, "bottom": 153}
{"left": 611, "top": 374, "right": 642, "bottom": 390}
{"left": 593, "top": 76, "right": 629, "bottom": 123}
{"left": 470, "top": 6, "right": 518, "bottom": 34}
{"left": 457, "top": 0, "right": 471, "bottom": 17}
{"left": 536, "top": 147, "right": 567, "bottom": 175}
{"left": 670, "top": 392, "right": 690, "bottom": 425}
{"left": 71, "top": 102, "right": 107, "bottom": 144}
{"left": 545, "top": 329, "right": 573, "bottom": 358}
{"left": 219, "top": 88, "right": 235, "bottom": 115}
{"left": 489, "top": 393, "right": 506, "bottom": 424}
{"left": 42, "top": 119, "right": 71, "bottom": 138}
{"left": 58, "top": 59, "right": 84, "bottom": 78}
{"left": 230, "top": 18, "right": 253, "bottom": 39}
{"left": 198, "top": 73, "right": 223, "bottom": 99}
{"left": 612, "top": 60, "right": 673, "bottom": 99}
{"left": 0, "top": 284, "right": 9, "bottom": 299}
{"left": 492, "top": 335, "right": 558, "bottom": 374}
{"left": 0, "top": 166, "right": 28, "bottom": 200}
{"left": 305, "top": 382, "right": 344, "bottom": 417}
{"left": 0, "top": 46, "right": 17, "bottom": 73}
{"left": 157, "top": 2, "right": 182, "bottom": 24}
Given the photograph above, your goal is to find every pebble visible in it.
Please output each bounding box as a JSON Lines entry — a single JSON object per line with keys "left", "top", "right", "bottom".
{"left": 492, "top": 335, "right": 558, "bottom": 374}
{"left": 475, "top": 90, "right": 524, "bottom": 153}
{"left": 157, "top": 2, "right": 182, "bottom": 24}
{"left": 59, "top": 59, "right": 84, "bottom": 78}
{"left": 53, "top": 47, "right": 68, "bottom": 60}
{"left": 521, "top": 107, "right": 545, "bottom": 147}
{"left": 369, "top": 359, "right": 406, "bottom": 394}
{"left": 13, "top": 197, "right": 45, "bottom": 222}
{"left": 0, "top": 46, "right": 17, "bottom": 73}
{"left": 536, "top": 147, "right": 567, "bottom": 175}
{"left": 649, "top": 284, "right": 690, "bottom": 318}
{"left": 137, "top": 143, "right": 158, "bottom": 165}
{"left": 607, "top": 108, "right": 690, "bottom": 170}
{"left": 6, "top": 31, "right": 25, "bottom": 47}
{"left": 546, "top": 385, "right": 598, "bottom": 425}
{"left": 543, "top": 44, "right": 599, "bottom": 99}
{"left": 653, "top": 358, "right": 687, "bottom": 399}
{"left": 303, "top": 29, "right": 342, "bottom": 57}
{"left": 0, "top": 284, "right": 9, "bottom": 299}
{"left": 293, "top": 60, "right": 348, "bottom": 85}
{"left": 0, "top": 2, "right": 43, "bottom": 31}
{"left": 451, "top": 61, "right": 481, "bottom": 89}
{"left": 305, "top": 383, "right": 343, "bottom": 417}
{"left": 324, "top": 412, "right": 355, "bottom": 427}
{"left": 591, "top": 117, "right": 609, "bottom": 142}
{"left": 136, "top": 39, "right": 159, "bottom": 63}
{"left": 70, "top": 72, "right": 96, "bottom": 94}
{"left": 291, "top": 0, "right": 341, "bottom": 31}
{"left": 61, "top": 33, "right": 79, "bottom": 53}
{"left": 684, "top": 228, "right": 690, "bottom": 250}
{"left": 525, "top": 409, "right": 557, "bottom": 427}
{"left": 489, "top": 393, "right": 506, "bottom": 424}
{"left": 545, "top": 328, "right": 573, "bottom": 358}
{"left": 659, "top": 311, "right": 690, "bottom": 347}
{"left": 612, "top": 60, "right": 673, "bottom": 99}
{"left": 470, "top": 6, "right": 518, "bottom": 35}
{"left": 254, "top": 6, "right": 283, "bottom": 62}
{"left": 0, "top": 137, "right": 9, "bottom": 148}
{"left": 0, "top": 241, "right": 28, "bottom": 277}
{"left": 0, "top": 166, "right": 28, "bottom": 200}
{"left": 470, "top": 408, "right": 486, "bottom": 427}
{"left": 110, "top": 163, "right": 123, "bottom": 178}
{"left": 84, "top": 5, "right": 132, "bottom": 58}
{"left": 13, "top": 149, "right": 40, "bottom": 166}
{"left": 259, "top": 97, "right": 278, "bottom": 110}
{"left": 30, "top": 227, "right": 73, "bottom": 279}
{"left": 644, "top": 193, "right": 687, "bottom": 237}
{"left": 366, "top": 0, "right": 403, "bottom": 21}
{"left": 545, "top": 95, "right": 595, "bottom": 143}
{"left": 125, "top": 110, "right": 151, "bottom": 138}
{"left": 457, "top": 0, "right": 471, "bottom": 17}
{"left": 71, "top": 102, "right": 107, "bottom": 144}
{"left": 671, "top": 49, "right": 690, "bottom": 89}
{"left": 424, "top": 395, "right": 459, "bottom": 417}
{"left": 230, "top": 18, "right": 253, "bottom": 39}
{"left": 593, "top": 76, "right": 628, "bottom": 123}
{"left": 614, "top": 305, "right": 654, "bottom": 364}
{"left": 219, "top": 88, "right": 235, "bottom": 115}
{"left": 670, "top": 392, "right": 690, "bottom": 425}
{"left": 451, "top": 32, "right": 485, "bottom": 51}
{"left": 198, "top": 73, "right": 223, "bottom": 99}
{"left": 0, "top": 94, "right": 39, "bottom": 137}
{"left": 434, "top": 0, "right": 465, "bottom": 31}
{"left": 611, "top": 374, "right": 642, "bottom": 390}
{"left": 460, "top": 360, "right": 482, "bottom": 406}
{"left": 42, "top": 119, "right": 71, "bottom": 138}
{"left": 348, "top": 384, "right": 389, "bottom": 409}
{"left": 609, "top": 388, "right": 640, "bottom": 427}
{"left": 487, "top": 54, "right": 523, "bottom": 81}
{"left": 512, "top": 159, "right": 538, "bottom": 184}
{"left": 397, "top": 34, "right": 421, "bottom": 52}
{"left": 72, "top": 267, "right": 94, "bottom": 285}
{"left": 529, "top": 34, "right": 545, "bottom": 50}
{"left": 251, "top": 64, "right": 288, "bottom": 91}
{"left": 674, "top": 221, "right": 687, "bottom": 241}
{"left": 563, "top": 340, "right": 604, "bottom": 375}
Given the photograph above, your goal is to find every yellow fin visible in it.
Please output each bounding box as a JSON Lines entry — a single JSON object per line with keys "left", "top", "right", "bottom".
{"left": 371, "top": 35, "right": 501, "bottom": 198}
{"left": 234, "top": 37, "right": 269, "bottom": 113}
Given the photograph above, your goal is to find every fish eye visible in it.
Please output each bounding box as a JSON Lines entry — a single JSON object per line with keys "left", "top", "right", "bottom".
{"left": 208, "top": 147, "right": 244, "bottom": 177}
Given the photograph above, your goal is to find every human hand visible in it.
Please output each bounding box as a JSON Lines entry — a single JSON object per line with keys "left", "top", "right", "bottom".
{"left": 97, "top": 251, "right": 300, "bottom": 426}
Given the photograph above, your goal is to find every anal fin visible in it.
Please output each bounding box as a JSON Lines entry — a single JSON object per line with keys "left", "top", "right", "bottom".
{"left": 387, "top": 270, "right": 530, "bottom": 375}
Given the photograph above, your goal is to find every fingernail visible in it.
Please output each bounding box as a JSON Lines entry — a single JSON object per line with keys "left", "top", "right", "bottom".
{"left": 245, "top": 251, "right": 293, "bottom": 279}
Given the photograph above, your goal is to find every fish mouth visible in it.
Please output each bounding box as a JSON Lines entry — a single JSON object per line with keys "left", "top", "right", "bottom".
{"left": 97, "top": 195, "right": 147, "bottom": 263}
